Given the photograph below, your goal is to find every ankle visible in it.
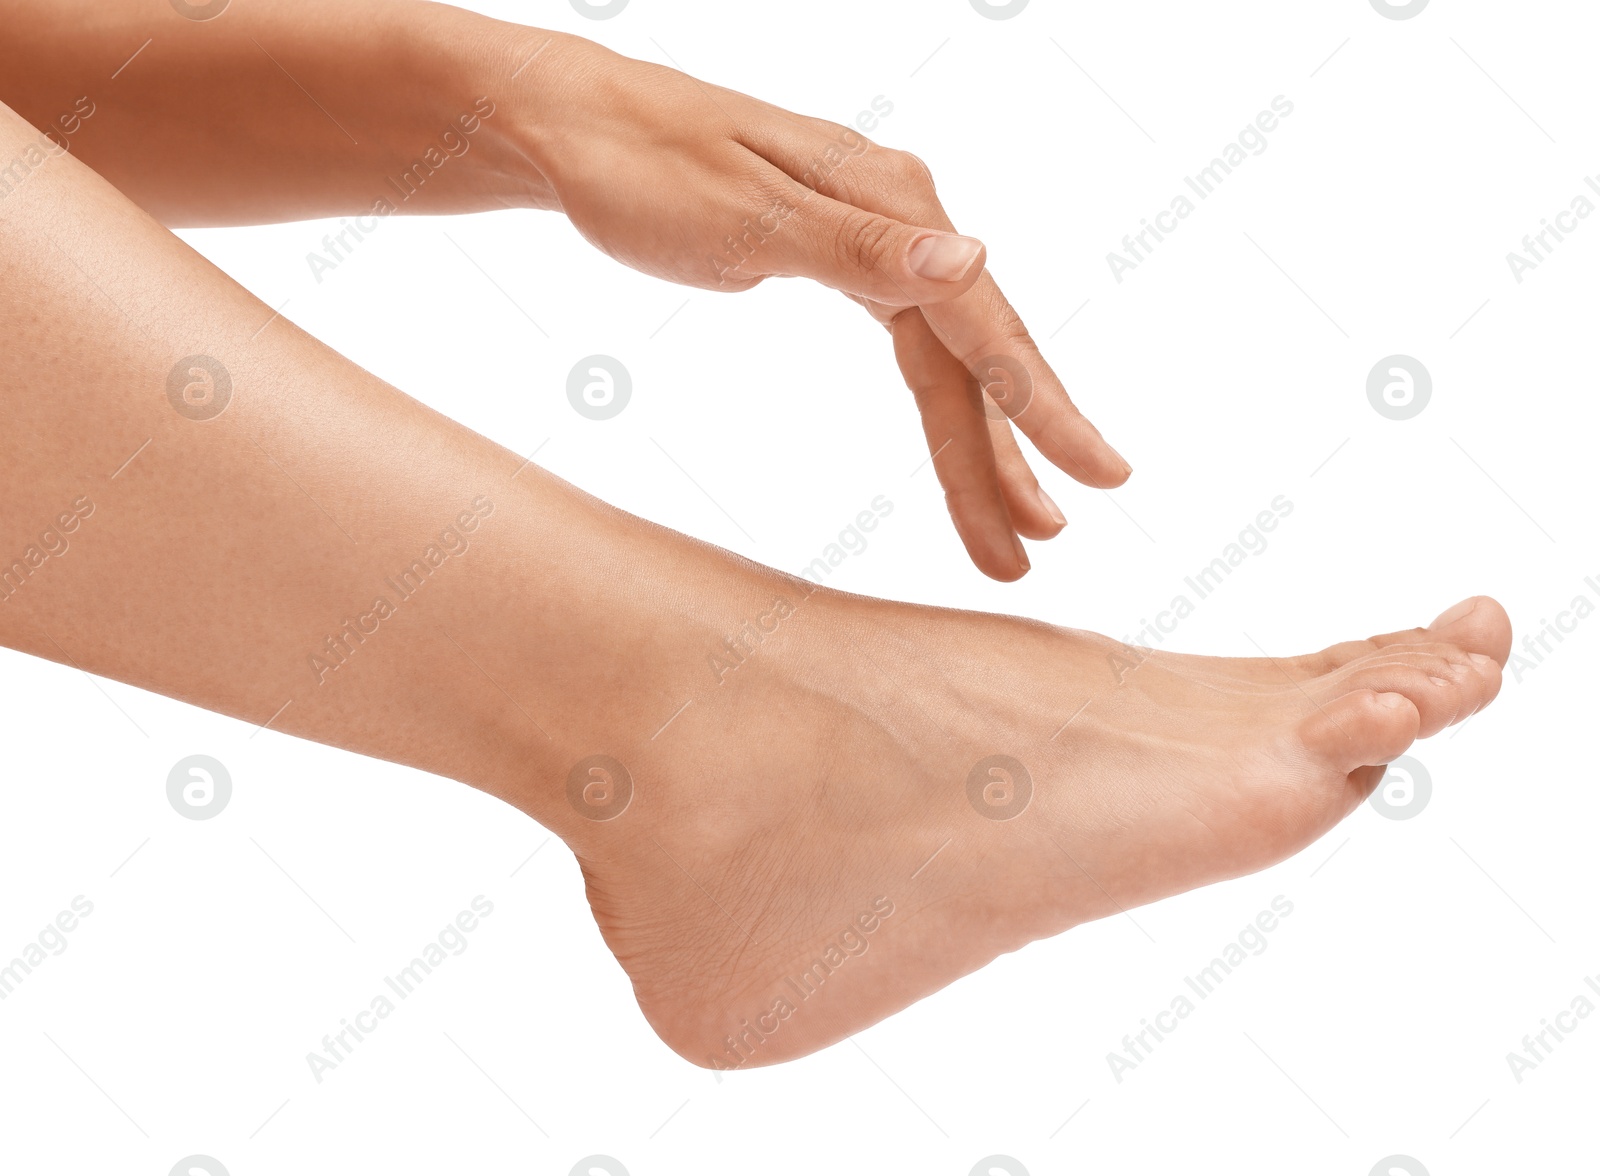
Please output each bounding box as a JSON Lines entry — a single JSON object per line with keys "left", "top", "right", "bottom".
{"left": 479, "top": 482, "right": 828, "bottom": 845}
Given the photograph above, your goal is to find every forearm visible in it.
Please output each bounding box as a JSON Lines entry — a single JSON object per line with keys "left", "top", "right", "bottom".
{"left": 0, "top": 0, "right": 565, "bottom": 224}
{"left": 0, "top": 1, "right": 1132, "bottom": 589}
{"left": 0, "top": 95, "right": 771, "bottom": 846}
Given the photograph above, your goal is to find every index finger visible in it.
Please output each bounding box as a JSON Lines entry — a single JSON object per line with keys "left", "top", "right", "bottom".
{"left": 744, "top": 115, "right": 1131, "bottom": 488}
{"left": 922, "top": 275, "right": 1131, "bottom": 490}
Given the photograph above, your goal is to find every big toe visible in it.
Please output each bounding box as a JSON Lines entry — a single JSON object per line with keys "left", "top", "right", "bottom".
{"left": 1294, "top": 595, "right": 1513, "bottom": 678}
{"left": 1427, "top": 596, "right": 1512, "bottom": 666}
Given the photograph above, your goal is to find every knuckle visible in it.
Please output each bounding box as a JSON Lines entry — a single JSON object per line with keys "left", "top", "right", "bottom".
{"left": 882, "top": 148, "right": 931, "bottom": 185}
{"left": 750, "top": 164, "right": 798, "bottom": 204}
{"left": 833, "top": 209, "right": 898, "bottom": 272}
{"left": 810, "top": 117, "right": 854, "bottom": 142}
{"left": 991, "top": 300, "right": 1032, "bottom": 346}
{"left": 961, "top": 308, "right": 1037, "bottom": 372}
{"left": 942, "top": 482, "right": 998, "bottom": 516}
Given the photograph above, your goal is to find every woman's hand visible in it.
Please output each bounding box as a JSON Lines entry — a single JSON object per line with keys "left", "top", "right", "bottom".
{"left": 519, "top": 35, "right": 1132, "bottom": 580}
{"left": 0, "top": 0, "right": 1127, "bottom": 580}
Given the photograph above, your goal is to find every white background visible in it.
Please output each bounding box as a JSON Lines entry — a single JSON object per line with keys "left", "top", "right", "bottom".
{"left": 2, "top": 1, "right": 1596, "bottom": 1173}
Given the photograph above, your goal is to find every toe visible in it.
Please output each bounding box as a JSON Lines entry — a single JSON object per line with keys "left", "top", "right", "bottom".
{"left": 1319, "top": 650, "right": 1495, "bottom": 737}
{"left": 1289, "top": 595, "right": 1513, "bottom": 676}
{"left": 1298, "top": 689, "right": 1420, "bottom": 775}
{"left": 1425, "top": 596, "right": 1512, "bottom": 666}
{"left": 1461, "top": 648, "right": 1504, "bottom": 717}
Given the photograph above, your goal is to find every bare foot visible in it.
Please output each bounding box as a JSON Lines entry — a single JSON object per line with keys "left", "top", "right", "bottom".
{"left": 554, "top": 584, "right": 1508, "bottom": 1070}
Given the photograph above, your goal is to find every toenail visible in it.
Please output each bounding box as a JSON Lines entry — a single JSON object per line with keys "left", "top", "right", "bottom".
{"left": 1469, "top": 653, "right": 1493, "bottom": 667}
{"left": 1379, "top": 692, "right": 1408, "bottom": 708}
{"left": 1429, "top": 676, "right": 1450, "bottom": 687}
{"left": 1432, "top": 598, "right": 1479, "bottom": 628}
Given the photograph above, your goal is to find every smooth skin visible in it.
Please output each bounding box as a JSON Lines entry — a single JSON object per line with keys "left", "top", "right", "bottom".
{"left": 0, "top": 4, "right": 1508, "bottom": 1069}
{"left": 0, "top": 0, "right": 1130, "bottom": 582}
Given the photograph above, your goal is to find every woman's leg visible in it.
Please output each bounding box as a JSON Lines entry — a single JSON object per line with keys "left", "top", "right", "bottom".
{"left": 0, "top": 97, "right": 1508, "bottom": 1069}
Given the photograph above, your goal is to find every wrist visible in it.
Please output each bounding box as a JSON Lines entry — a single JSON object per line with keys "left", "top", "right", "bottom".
{"left": 375, "top": 6, "right": 576, "bottom": 212}
{"left": 444, "top": 19, "right": 596, "bottom": 212}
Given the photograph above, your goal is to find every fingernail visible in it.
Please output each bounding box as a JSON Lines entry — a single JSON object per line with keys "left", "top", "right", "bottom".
{"left": 1109, "top": 444, "right": 1132, "bottom": 477}
{"left": 908, "top": 233, "right": 984, "bottom": 282}
{"left": 1431, "top": 598, "right": 1480, "bottom": 628}
{"left": 1011, "top": 532, "right": 1030, "bottom": 574}
{"left": 1035, "top": 485, "right": 1067, "bottom": 527}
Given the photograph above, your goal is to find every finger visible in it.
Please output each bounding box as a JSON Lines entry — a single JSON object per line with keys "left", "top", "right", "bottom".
{"left": 742, "top": 118, "right": 1130, "bottom": 494}
{"left": 731, "top": 124, "right": 985, "bottom": 304}
{"left": 986, "top": 405, "right": 1066, "bottom": 540}
{"left": 922, "top": 275, "right": 1132, "bottom": 490}
{"left": 750, "top": 128, "right": 1133, "bottom": 493}
{"left": 840, "top": 290, "right": 1063, "bottom": 543}
{"left": 735, "top": 112, "right": 950, "bottom": 232}
{"left": 892, "top": 309, "right": 1028, "bottom": 581}
{"left": 748, "top": 176, "right": 987, "bottom": 306}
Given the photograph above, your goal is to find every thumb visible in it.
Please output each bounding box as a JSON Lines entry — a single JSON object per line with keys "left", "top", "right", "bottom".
{"left": 766, "top": 192, "right": 986, "bottom": 305}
